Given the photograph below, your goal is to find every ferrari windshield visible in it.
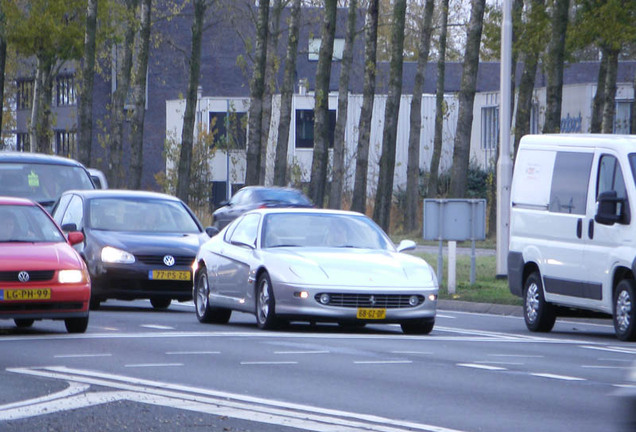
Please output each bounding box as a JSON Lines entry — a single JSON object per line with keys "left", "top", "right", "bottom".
{"left": 89, "top": 198, "right": 201, "bottom": 233}
{"left": 0, "top": 204, "right": 66, "bottom": 243}
{"left": 262, "top": 212, "right": 393, "bottom": 250}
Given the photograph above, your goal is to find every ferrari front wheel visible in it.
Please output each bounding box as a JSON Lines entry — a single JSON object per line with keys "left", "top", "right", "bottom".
{"left": 256, "top": 272, "right": 279, "bottom": 330}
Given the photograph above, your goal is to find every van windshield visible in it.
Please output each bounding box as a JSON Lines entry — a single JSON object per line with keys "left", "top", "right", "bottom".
{"left": 0, "top": 162, "right": 94, "bottom": 208}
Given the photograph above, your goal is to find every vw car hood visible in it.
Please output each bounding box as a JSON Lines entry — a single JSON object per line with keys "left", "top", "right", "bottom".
{"left": 0, "top": 242, "right": 82, "bottom": 271}
{"left": 89, "top": 230, "right": 207, "bottom": 255}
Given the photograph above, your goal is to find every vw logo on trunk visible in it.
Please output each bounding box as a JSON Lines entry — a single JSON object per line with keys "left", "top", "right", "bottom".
{"left": 163, "top": 255, "right": 175, "bottom": 267}
{"left": 18, "top": 271, "right": 30, "bottom": 283}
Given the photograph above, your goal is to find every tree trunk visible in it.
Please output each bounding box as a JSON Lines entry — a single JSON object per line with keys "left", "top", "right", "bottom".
{"left": 350, "top": 0, "right": 379, "bottom": 214}
{"left": 309, "top": 0, "right": 337, "bottom": 207}
{"left": 31, "top": 56, "right": 54, "bottom": 154}
{"left": 108, "top": 0, "right": 137, "bottom": 189}
{"left": 273, "top": 0, "right": 301, "bottom": 187}
{"left": 601, "top": 47, "right": 619, "bottom": 134}
{"left": 245, "top": 0, "right": 270, "bottom": 186}
{"left": 259, "top": 0, "right": 283, "bottom": 185}
{"left": 77, "top": 0, "right": 98, "bottom": 167}
{"left": 428, "top": 0, "right": 449, "bottom": 199}
{"left": 328, "top": 0, "right": 357, "bottom": 210}
{"left": 128, "top": 0, "right": 151, "bottom": 189}
{"left": 591, "top": 47, "right": 608, "bottom": 133}
{"left": 0, "top": 13, "right": 6, "bottom": 145}
{"left": 404, "top": 0, "right": 434, "bottom": 232}
{"left": 449, "top": 0, "right": 486, "bottom": 198}
{"left": 373, "top": 0, "right": 407, "bottom": 232}
{"left": 542, "top": 0, "right": 569, "bottom": 134}
{"left": 176, "top": 0, "right": 207, "bottom": 203}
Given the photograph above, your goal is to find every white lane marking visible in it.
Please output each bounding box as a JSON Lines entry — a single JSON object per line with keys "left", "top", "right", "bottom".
{"left": 488, "top": 354, "right": 544, "bottom": 358}
{"left": 580, "top": 345, "right": 636, "bottom": 355}
{"left": 165, "top": 351, "right": 220, "bottom": 355}
{"left": 435, "top": 314, "right": 455, "bottom": 319}
{"left": 457, "top": 363, "right": 507, "bottom": 371}
{"left": 6, "top": 366, "right": 466, "bottom": 432}
{"left": 240, "top": 361, "right": 298, "bottom": 365}
{"left": 274, "top": 350, "right": 330, "bottom": 355}
{"left": 0, "top": 382, "right": 89, "bottom": 411}
{"left": 124, "top": 363, "right": 183, "bottom": 368}
{"left": 530, "top": 373, "right": 586, "bottom": 381}
{"left": 353, "top": 360, "right": 412, "bottom": 365}
{"left": 54, "top": 354, "right": 112, "bottom": 359}
{"left": 580, "top": 365, "right": 632, "bottom": 370}
{"left": 140, "top": 324, "right": 174, "bottom": 330}
{"left": 391, "top": 351, "right": 433, "bottom": 355}
{"left": 473, "top": 361, "right": 524, "bottom": 366}
{"left": 598, "top": 358, "right": 634, "bottom": 362}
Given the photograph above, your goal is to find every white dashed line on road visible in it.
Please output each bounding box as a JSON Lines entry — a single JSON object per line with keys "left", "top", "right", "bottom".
{"left": 240, "top": 361, "right": 299, "bottom": 365}
{"left": 165, "top": 351, "right": 220, "bottom": 355}
{"left": 274, "top": 350, "right": 330, "bottom": 355}
{"left": 124, "top": 363, "right": 183, "bottom": 368}
{"left": 530, "top": 373, "right": 586, "bottom": 381}
{"left": 457, "top": 363, "right": 507, "bottom": 371}
{"left": 353, "top": 360, "right": 412, "bottom": 365}
{"left": 54, "top": 353, "right": 113, "bottom": 359}
{"left": 140, "top": 324, "right": 174, "bottom": 330}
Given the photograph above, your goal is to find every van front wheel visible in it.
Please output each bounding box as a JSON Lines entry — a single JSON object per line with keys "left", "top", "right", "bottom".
{"left": 614, "top": 280, "right": 636, "bottom": 341}
{"left": 523, "top": 272, "right": 556, "bottom": 332}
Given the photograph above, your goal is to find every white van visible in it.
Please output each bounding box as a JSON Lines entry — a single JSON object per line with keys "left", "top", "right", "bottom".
{"left": 509, "top": 134, "right": 636, "bottom": 341}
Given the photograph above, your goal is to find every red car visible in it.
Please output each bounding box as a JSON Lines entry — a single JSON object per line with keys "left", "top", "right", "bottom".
{"left": 0, "top": 197, "right": 90, "bottom": 333}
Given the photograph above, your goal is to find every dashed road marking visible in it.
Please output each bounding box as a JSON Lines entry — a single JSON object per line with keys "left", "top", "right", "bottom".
{"left": 457, "top": 363, "right": 507, "bottom": 371}
{"left": 124, "top": 363, "right": 183, "bottom": 368}
{"left": 530, "top": 373, "right": 586, "bottom": 381}
{"left": 54, "top": 353, "right": 112, "bottom": 359}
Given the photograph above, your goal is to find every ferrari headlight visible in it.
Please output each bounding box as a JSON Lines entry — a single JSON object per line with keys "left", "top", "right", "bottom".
{"left": 58, "top": 269, "right": 84, "bottom": 284}
{"left": 101, "top": 246, "right": 135, "bottom": 264}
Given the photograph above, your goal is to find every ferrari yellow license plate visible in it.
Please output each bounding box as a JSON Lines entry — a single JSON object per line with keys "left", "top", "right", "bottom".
{"left": 149, "top": 270, "right": 191, "bottom": 281}
{"left": 356, "top": 308, "right": 386, "bottom": 320}
{"left": 1, "top": 288, "right": 51, "bottom": 301}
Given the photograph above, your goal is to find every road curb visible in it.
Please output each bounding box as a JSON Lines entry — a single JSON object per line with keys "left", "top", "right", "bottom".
{"left": 438, "top": 299, "right": 523, "bottom": 317}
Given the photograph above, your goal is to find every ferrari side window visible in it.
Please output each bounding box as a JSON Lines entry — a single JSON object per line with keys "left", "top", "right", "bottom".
{"left": 229, "top": 213, "right": 260, "bottom": 247}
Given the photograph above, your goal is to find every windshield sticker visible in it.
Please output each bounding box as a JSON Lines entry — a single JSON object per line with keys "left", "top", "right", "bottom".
{"left": 28, "top": 171, "right": 40, "bottom": 187}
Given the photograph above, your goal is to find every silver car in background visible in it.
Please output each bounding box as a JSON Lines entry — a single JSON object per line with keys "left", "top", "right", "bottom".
{"left": 193, "top": 208, "right": 438, "bottom": 334}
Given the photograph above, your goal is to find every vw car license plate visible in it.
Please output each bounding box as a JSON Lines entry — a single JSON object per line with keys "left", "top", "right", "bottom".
{"left": 149, "top": 270, "right": 190, "bottom": 281}
{"left": 1, "top": 288, "right": 51, "bottom": 301}
{"left": 357, "top": 308, "right": 386, "bottom": 319}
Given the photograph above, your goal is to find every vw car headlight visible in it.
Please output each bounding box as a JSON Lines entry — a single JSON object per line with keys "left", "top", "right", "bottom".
{"left": 101, "top": 246, "right": 135, "bottom": 264}
{"left": 58, "top": 269, "right": 85, "bottom": 284}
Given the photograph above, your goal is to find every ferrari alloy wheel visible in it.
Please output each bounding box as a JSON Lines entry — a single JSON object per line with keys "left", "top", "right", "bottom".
{"left": 256, "top": 272, "right": 279, "bottom": 330}
{"left": 614, "top": 279, "right": 636, "bottom": 341}
{"left": 523, "top": 271, "right": 556, "bottom": 332}
{"left": 195, "top": 270, "right": 231, "bottom": 324}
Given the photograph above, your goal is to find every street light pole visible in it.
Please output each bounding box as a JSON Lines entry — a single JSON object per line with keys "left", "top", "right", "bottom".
{"left": 497, "top": 0, "right": 513, "bottom": 278}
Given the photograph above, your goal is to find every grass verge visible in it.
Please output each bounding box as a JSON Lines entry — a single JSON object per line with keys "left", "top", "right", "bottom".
{"left": 414, "top": 252, "right": 522, "bottom": 306}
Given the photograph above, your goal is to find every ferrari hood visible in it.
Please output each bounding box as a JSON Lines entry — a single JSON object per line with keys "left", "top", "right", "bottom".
{"left": 0, "top": 242, "right": 82, "bottom": 271}
{"left": 267, "top": 248, "right": 436, "bottom": 288}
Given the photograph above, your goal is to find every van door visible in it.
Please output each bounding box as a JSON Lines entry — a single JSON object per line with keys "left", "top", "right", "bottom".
{"left": 582, "top": 152, "right": 631, "bottom": 313}
{"left": 541, "top": 151, "right": 594, "bottom": 303}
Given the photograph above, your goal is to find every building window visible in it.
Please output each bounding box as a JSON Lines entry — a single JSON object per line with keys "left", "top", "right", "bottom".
{"left": 16, "top": 80, "right": 34, "bottom": 110}
{"left": 16, "top": 133, "right": 30, "bottom": 152}
{"left": 55, "top": 130, "right": 77, "bottom": 158}
{"left": 614, "top": 100, "right": 633, "bottom": 134}
{"left": 55, "top": 75, "right": 76, "bottom": 106}
{"left": 295, "top": 109, "right": 336, "bottom": 149}
{"left": 308, "top": 38, "right": 345, "bottom": 61}
{"left": 481, "top": 106, "right": 499, "bottom": 150}
{"left": 209, "top": 112, "right": 247, "bottom": 150}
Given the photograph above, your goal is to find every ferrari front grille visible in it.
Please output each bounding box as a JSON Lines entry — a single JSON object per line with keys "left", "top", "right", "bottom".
{"left": 315, "top": 293, "right": 424, "bottom": 308}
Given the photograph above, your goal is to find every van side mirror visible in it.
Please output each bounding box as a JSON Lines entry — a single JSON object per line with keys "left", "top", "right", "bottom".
{"left": 595, "top": 191, "right": 627, "bottom": 225}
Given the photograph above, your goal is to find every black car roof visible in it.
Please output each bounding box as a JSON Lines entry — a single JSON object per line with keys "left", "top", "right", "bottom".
{"left": 61, "top": 189, "right": 183, "bottom": 201}
{"left": 0, "top": 151, "right": 88, "bottom": 167}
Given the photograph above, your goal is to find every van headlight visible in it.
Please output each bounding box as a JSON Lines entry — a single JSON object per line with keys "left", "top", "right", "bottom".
{"left": 101, "top": 246, "right": 135, "bottom": 264}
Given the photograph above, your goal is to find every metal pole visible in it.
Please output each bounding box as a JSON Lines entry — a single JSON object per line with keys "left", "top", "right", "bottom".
{"left": 470, "top": 200, "right": 476, "bottom": 285}
{"left": 226, "top": 99, "right": 231, "bottom": 201}
{"left": 497, "top": 0, "right": 513, "bottom": 278}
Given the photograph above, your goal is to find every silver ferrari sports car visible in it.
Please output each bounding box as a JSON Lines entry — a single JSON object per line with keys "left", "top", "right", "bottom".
{"left": 193, "top": 208, "right": 439, "bottom": 334}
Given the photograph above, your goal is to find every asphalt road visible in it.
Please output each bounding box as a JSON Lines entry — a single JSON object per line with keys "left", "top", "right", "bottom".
{"left": 0, "top": 300, "right": 634, "bottom": 432}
